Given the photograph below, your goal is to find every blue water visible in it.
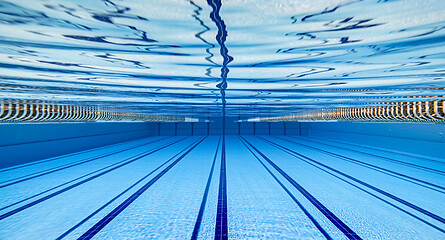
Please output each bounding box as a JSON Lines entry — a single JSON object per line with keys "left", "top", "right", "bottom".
{"left": 1, "top": 2, "right": 445, "bottom": 238}
{"left": 0, "top": 0, "right": 444, "bottom": 120}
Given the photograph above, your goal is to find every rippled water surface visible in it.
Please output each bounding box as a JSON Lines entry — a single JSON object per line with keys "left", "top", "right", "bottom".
{"left": 0, "top": 0, "right": 444, "bottom": 120}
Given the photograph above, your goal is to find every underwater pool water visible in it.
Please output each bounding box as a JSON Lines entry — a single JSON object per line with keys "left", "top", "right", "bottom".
{"left": 1, "top": 0, "right": 445, "bottom": 239}
{"left": 0, "top": 0, "right": 444, "bottom": 120}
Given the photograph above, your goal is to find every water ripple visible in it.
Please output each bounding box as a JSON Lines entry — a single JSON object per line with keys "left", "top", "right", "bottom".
{"left": 0, "top": 0, "right": 444, "bottom": 119}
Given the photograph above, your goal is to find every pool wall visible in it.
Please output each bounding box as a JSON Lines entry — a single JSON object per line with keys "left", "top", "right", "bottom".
{"left": 300, "top": 122, "right": 445, "bottom": 159}
{"left": 0, "top": 122, "right": 154, "bottom": 168}
{"left": 1, "top": 121, "right": 443, "bottom": 169}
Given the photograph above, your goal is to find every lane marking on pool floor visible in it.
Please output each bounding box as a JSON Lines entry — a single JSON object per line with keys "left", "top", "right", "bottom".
{"left": 77, "top": 137, "right": 207, "bottom": 240}
{"left": 242, "top": 136, "right": 362, "bottom": 240}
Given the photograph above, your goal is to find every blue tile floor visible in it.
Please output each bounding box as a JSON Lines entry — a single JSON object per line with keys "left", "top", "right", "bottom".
{"left": 0, "top": 136, "right": 444, "bottom": 239}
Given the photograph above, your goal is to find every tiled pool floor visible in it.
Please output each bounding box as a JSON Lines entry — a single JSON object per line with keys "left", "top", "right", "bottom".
{"left": 0, "top": 136, "right": 444, "bottom": 239}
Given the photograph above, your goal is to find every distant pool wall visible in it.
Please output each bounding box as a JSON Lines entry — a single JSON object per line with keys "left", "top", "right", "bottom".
{"left": 1, "top": 121, "right": 443, "bottom": 169}
{"left": 0, "top": 121, "right": 301, "bottom": 168}
{"left": 0, "top": 122, "right": 155, "bottom": 168}
{"left": 300, "top": 122, "right": 445, "bottom": 159}
{"left": 152, "top": 121, "right": 301, "bottom": 135}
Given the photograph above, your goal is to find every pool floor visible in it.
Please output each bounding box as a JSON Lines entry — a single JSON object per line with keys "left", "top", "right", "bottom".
{"left": 0, "top": 136, "right": 444, "bottom": 239}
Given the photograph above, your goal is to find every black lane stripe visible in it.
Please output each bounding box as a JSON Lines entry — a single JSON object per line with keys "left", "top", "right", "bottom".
{"left": 0, "top": 139, "right": 173, "bottom": 212}
{"left": 215, "top": 136, "right": 228, "bottom": 240}
{"left": 191, "top": 136, "right": 221, "bottom": 240}
{"left": 0, "top": 137, "right": 188, "bottom": 221}
{"left": 56, "top": 138, "right": 202, "bottom": 240}
{"left": 77, "top": 137, "right": 207, "bottom": 240}
{"left": 275, "top": 136, "right": 445, "bottom": 193}
{"left": 0, "top": 137, "right": 168, "bottom": 189}
{"left": 238, "top": 137, "right": 332, "bottom": 240}
{"left": 291, "top": 136, "right": 445, "bottom": 175}
{"left": 0, "top": 137, "right": 156, "bottom": 173}
{"left": 259, "top": 137, "right": 445, "bottom": 225}
{"left": 241, "top": 136, "right": 362, "bottom": 240}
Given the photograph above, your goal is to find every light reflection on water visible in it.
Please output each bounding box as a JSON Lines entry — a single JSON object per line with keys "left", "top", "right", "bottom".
{"left": 0, "top": 0, "right": 444, "bottom": 120}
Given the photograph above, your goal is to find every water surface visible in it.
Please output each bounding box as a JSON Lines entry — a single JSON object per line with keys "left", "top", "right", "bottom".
{"left": 0, "top": 0, "right": 444, "bottom": 120}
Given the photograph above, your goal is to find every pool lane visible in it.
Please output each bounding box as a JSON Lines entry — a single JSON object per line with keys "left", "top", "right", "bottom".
{"left": 191, "top": 136, "right": 221, "bottom": 240}
{"left": 247, "top": 136, "right": 445, "bottom": 239}
{"left": 82, "top": 136, "right": 217, "bottom": 239}
{"left": 224, "top": 136, "right": 328, "bottom": 239}
{"left": 193, "top": 138, "right": 221, "bottom": 240}
{"left": 238, "top": 137, "right": 333, "bottom": 240}
{"left": 77, "top": 137, "right": 207, "bottom": 240}
{"left": 241, "top": 136, "right": 360, "bottom": 240}
{"left": 261, "top": 136, "right": 445, "bottom": 221}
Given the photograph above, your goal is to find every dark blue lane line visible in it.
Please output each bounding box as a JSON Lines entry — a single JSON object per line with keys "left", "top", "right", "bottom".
{"left": 269, "top": 139, "right": 445, "bottom": 234}
{"left": 259, "top": 137, "right": 445, "bottom": 225}
{"left": 56, "top": 137, "right": 202, "bottom": 240}
{"left": 191, "top": 136, "right": 221, "bottom": 240}
{"left": 238, "top": 137, "right": 332, "bottom": 240}
{"left": 274, "top": 136, "right": 445, "bottom": 193}
{"left": 290, "top": 136, "right": 445, "bottom": 176}
{"left": 241, "top": 136, "right": 362, "bottom": 240}
{"left": 0, "top": 137, "right": 188, "bottom": 221}
{"left": 214, "top": 136, "right": 228, "bottom": 240}
{"left": 77, "top": 137, "right": 207, "bottom": 240}
{"left": 0, "top": 136, "right": 157, "bottom": 173}
{"left": 310, "top": 136, "right": 445, "bottom": 164}
{"left": 0, "top": 138, "right": 177, "bottom": 212}
{"left": 0, "top": 137, "right": 169, "bottom": 188}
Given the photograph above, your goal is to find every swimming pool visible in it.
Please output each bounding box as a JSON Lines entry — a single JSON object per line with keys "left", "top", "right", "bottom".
{"left": 0, "top": 0, "right": 444, "bottom": 121}
{"left": 0, "top": 0, "right": 444, "bottom": 239}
